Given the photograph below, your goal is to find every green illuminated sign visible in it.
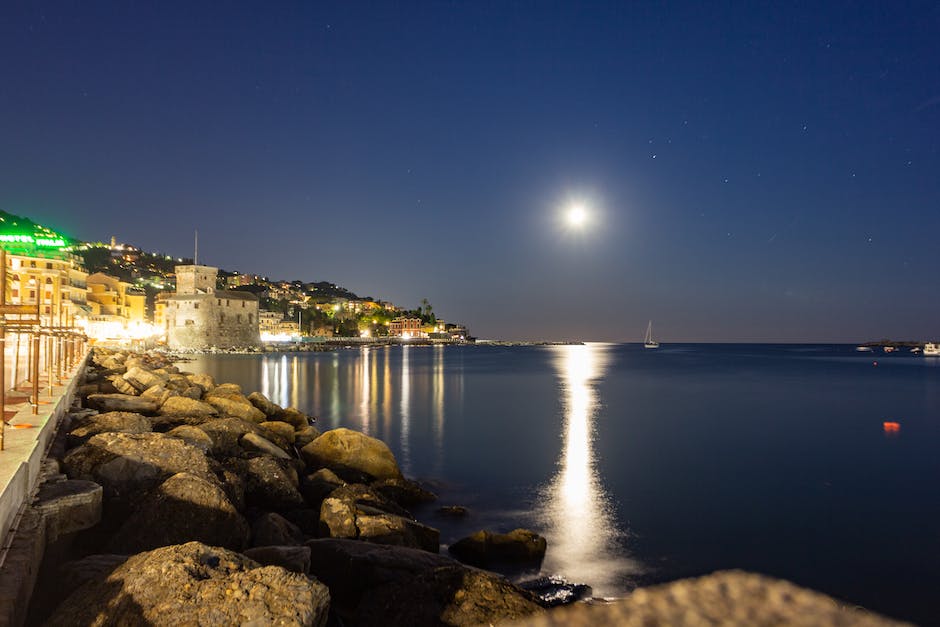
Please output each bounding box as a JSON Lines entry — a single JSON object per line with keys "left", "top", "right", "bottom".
{"left": 0, "top": 234, "right": 67, "bottom": 248}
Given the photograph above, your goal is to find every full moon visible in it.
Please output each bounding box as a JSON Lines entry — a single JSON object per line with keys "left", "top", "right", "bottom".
{"left": 566, "top": 204, "right": 587, "bottom": 228}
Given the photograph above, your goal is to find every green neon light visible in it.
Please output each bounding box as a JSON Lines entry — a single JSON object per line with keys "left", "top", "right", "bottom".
{"left": 0, "top": 234, "right": 68, "bottom": 248}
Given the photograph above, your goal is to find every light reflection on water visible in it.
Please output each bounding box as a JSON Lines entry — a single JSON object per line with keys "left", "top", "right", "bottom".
{"left": 538, "top": 344, "right": 640, "bottom": 596}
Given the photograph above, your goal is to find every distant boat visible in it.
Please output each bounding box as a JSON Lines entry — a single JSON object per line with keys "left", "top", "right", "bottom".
{"left": 644, "top": 321, "right": 660, "bottom": 349}
{"left": 883, "top": 346, "right": 896, "bottom": 353}
{"left": 855, "top": 346, "right": 872, "bottom": 352}
{"left": 924, "top": 343, "right": 940, "bottom": 357}
{"left": 910, "top": 347, "right": 921, "bottom": 354}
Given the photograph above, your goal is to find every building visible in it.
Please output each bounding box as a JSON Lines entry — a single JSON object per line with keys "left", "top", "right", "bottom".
{"left": 258, "top": 310, "right": 282, "bottom": 335}
{"left": 163, "top": 265, "right": 260, "bottom": 349}
{"left": 389, "top": 317, "right": 425, "bottom": 339}
{"left": 85, "top": 272, "right": 148, "bottom": 341}
{"left": 0, "top": 218, "right": 89, "bottom": 328}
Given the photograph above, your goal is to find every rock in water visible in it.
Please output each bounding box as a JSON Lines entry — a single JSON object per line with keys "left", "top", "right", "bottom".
{"left": 107, "top": 472, "right": 250, "bottom": 554}
{"left": 449, "top": 528, "right": 547, "bottom": 569}
{"left": 46, "top": 542, "right": 330, "bottom": 626}
{"left": 305, "top": 539, "right": 541, "bottom": 625}
{"left": 301, "top": 428, "right": 402, "bottom": 482}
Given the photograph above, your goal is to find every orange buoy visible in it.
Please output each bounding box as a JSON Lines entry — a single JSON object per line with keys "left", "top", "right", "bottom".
{"left": 883, "top": 421, "right": 900, "bottom": 433}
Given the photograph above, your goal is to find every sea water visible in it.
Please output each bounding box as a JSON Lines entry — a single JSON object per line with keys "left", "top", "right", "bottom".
{"left": 188, "top": 344, "right": 940, "bottom": 624}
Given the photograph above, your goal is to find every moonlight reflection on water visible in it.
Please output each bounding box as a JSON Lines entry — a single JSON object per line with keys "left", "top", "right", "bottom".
{"left": 539, "top": 344, "right": 640, "bottom": 596}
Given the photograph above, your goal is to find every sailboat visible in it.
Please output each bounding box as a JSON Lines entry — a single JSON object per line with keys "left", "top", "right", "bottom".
{"left": 644, "top": 320, "right": 660, "bottom": 349}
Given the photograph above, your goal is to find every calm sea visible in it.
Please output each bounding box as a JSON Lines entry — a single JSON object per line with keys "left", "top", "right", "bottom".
{"left": 188, "top": 343, "right": 940, "bottom": 624}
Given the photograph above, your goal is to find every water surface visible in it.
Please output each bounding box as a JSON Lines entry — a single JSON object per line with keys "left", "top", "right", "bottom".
{"left": 188, "top": 344, "right": 940, "bottom": 624}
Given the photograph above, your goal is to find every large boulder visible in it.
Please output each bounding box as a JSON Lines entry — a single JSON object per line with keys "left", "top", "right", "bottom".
{"left": 260, "top": 421, "right": 296, "bottom": 445}
{"left": 106, "top": 374, "right": 139, "bottom": 396}
{"left": 62, "top": 432, "right": 215, "bottom": 497}
{"left": 354, "top": 564, "right": 543, "bottom": 627}
{"left": 241, "top": 432, "right": 291, "bottom": 459}
{"left": 46, "top": 542, "right": 330, "bottom": 627}
{"left": 107, "top": 472, "right": 250, "bottom": 554}
{"left": 305, "top": 539, "right": 539, "bottom": 625}
{"left": 205, "top": 387, "right": 266, "bottom": 423}
{"left": 158, "top": 396, "right": 218, "bottom": 417}
{"left": 372, "top": 477, "right": 437, "bottom": 507}
{"left": 300, "top": 468, "right": 346, "bottom": 510}
{"left": 248, "top": 391, "right": 282, "bottom": 418}
{"left": 122, "top": 366, "right": 168, "bottom": 392}
{"left": 67, "top": 411, "right": 152, "bottom": 447}
{"left": 301, "top": 428, "right": 402, "bottom": 482}
{"left": 252, "top": 512, "right": 305, "bottom": 547}
{"left": 86, "top": 394, "right": 159, "bottom": 415}
{"left": 185, "top": 372, "right": 216, "bottom": 394}
{"left": 243, "top": 546, "right": 311, "bottom": 574}
{"left": 448, "top": 528, "right": 547, "bottom": 569}
{"left": 295, "top": 425, "right": 322, "bottom": 449}
{"left": 277, "top": 407, "right": 312, "bottom": 429}
{"left": 319, "top": 485, "right": 438, "bottom": 553}
{"left": 197, "top": 417, "right": 265, "bottom": 456}
{"left": 139, "top": 384, "right": 176, "bottom": 408}
{"left": 232, "top": 455, "right": 305, "bottom": 511}
{"left": 164, "top": 425, "right": 214, "bottom": 452}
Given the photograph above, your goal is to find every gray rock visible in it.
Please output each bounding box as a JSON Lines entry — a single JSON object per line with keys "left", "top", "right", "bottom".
{"left": 252, "top": 512, "right": 305, "bottom": 547}
{"left": 449, "top": 528, "right": 547, "bottom": 568}
{"left": 260, "top": 420, "right": 296, "bottom": 445}
{"left": 205, "top": 387, "right": 266, "bottom": 422}
{"left": 164, "top": 425, "right": 213, "bottom": 452}
{"left": 305, "top": 538, "right": 538, "bottom": 626}
{"left": 122, "top": 366, "right": 168, "bottom": 392}
{"left": 241, "top": 431, "right": 291, "bottom": 459}
{"left": 62, "top": 432, "right": 215, "bottom": 497}
{"left": 508, "top": 570, "right": 907, "bottom": 627}
{"left": 33, "top": 479, "right": 103, "bottom": 543}
{"left": 140, "top": 384, "right": 176, "bottom": 407}
{"left": 318, "top": 485, "right": 438, "bottom": 553}
{"left": 248, "top": 391, "right": 282, "bottom": 417}
{"left": 67, "top": 411, "right": 152, "bottom": 447}
{"left": 106, "top": 374, "right": 140, "bottom": 396}
{"left": 107, "top": 472, "right": 250, "bottom": 554}
{"left": 354, "top": 563, "right": 542, "bottom": 627}
{"left": 234, "top": 455, "right": 305, "bottom": 511}
{"left": 46, "top": 541, "right": 330, "bottom": 627}
{"left": 277, "top": 406, "right": 312, "bottom": 429}
{"left": 301, "top": 468, "right": 346, "bottom": 509}
{"left": 197, "top": 417, "right": 265, "bottom": 456}
{"left": 301, "top": 428, "right": 402, "bottom": 482}
{"left": 86, "top": 394, "right": 159, "bottom": 415}
{"left": 372, "top": 477, "right": 437, "bottom": 507}
{"left": 185, "top": 372, "right": 216, "bottom": 394}
{"left": 243, "top": 545, "right": 311, "bottom": 574}
{"left": 158, "top": 395, "right": 218, "bottom": 417}
{"left": 294, "top": 425, "right": 322, "bottom": 449}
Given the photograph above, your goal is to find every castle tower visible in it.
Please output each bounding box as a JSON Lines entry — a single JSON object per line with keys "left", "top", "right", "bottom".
{"left": 175, "top": 265, "right": 218, "bottom": 295}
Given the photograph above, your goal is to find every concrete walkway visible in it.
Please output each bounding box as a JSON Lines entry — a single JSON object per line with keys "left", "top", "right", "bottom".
{"left": 0, "top": 351, "right": 88, "bottom": 560}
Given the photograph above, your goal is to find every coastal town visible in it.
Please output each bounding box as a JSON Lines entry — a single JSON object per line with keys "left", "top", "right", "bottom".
{"left": 0, "top": 210, "right": 472, "bottom": 351}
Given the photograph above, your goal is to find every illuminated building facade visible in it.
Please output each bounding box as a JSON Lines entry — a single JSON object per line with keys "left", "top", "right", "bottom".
{"left": 85, "top": 272, "right": 149, "bottom": 341}
{"left": 389, "top": 317, "right": 425, "bottom": 339}
{"left": 0, "top": 215, "right": 89, "bottom": 327}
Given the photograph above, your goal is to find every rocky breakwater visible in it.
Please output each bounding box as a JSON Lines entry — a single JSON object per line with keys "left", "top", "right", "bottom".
{"left": 33, "top": 348, "right": 546, "bottom": 626}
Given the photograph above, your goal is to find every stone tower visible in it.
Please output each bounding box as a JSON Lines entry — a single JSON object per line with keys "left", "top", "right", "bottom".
{"left": 175, "top": 265, "right": 218, "bottom": 295}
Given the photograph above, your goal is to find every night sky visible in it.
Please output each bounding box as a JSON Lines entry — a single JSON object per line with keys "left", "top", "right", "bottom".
{"left": 2, "top": 1, "right": 939, "bottom": 342}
